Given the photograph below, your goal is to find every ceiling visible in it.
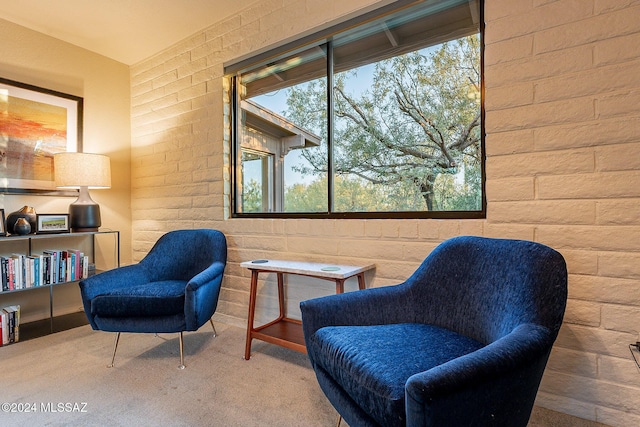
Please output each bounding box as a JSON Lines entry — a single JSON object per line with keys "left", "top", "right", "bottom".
{"left": 0, "top": 0, "right": 258, "bottom": 65}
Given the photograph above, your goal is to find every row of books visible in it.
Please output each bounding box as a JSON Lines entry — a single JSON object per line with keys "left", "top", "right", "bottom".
{"left": 1, "top": 305, "right": 20, "bottom": 346}
{"left": 0, "top": 249, "right": 90, "bottom": 292}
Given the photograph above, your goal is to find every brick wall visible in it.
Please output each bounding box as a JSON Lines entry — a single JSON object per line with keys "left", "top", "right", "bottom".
{"left": 484, "top": 0, "right": 640, "bottom": 424}
{"left": 130, "top": 0, "right": 640, "bottom": 425}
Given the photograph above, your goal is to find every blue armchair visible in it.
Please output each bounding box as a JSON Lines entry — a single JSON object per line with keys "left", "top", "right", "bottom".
{"left": 79, "top": 229, "right": 227, "bottom": 369}
{"left": 300, "top": 236, "right": 567, "bottom": 426}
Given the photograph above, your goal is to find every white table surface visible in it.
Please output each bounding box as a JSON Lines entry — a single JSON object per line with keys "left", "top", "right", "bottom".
{"left": 240, "top": 259, "right": 375, "bottom": 280}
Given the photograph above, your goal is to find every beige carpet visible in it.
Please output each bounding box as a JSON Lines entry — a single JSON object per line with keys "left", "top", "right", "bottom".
{"left": 0, "top": 323, "right": 337, "bottom": 426}
{"left": 1, "top": 322, "right": 610, "bottom": 427}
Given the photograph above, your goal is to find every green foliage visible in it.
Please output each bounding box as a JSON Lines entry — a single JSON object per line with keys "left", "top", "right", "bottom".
{"left": 285, "top": 180, "right": 328, "bottom": 212}
{"left": 283, "top": 35, "right": 482, "bottom": 212}
{"left": 242, "top": 179, "right": 263, "bottom": 213}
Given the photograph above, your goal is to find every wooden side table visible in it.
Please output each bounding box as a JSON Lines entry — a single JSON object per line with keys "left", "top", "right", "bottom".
{"left": 241, "top": 259, "right": 375, "bottom": 360}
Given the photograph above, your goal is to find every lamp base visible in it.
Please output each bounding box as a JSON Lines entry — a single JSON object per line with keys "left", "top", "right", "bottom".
{"left": 69, "top": 203, "right": 101, "bottom": 233}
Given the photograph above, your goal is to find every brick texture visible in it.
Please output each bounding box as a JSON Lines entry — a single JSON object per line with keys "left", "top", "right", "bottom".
{"left": 129, "top": 0, "right": 640, "bottom": 425}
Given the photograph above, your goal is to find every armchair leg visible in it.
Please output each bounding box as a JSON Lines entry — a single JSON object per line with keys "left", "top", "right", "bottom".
{"left": 108, "top": 332, "right": 121, "bottom": 368}
{"left": 209, "top": 318, "right": 217, "bottom": 337}
{"left": 178, "top": 331, "right": 185, "bottom": 370}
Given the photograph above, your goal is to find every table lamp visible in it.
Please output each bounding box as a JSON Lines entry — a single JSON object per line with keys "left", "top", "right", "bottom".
{"left": 54, "top": 152, "right": 111, "bottom": 232}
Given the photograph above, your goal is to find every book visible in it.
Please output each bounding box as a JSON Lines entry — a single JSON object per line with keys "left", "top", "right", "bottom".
{"left": 0, "top": 309, "right": 7, "bottom": 346}
{"left": 0, "top": 306, "right": 20, "bottom": 345}
{"left": 7, "top": 256, "right": 15, "bottom": 291}
{"left": 3, "top": 306, "right": 15, "bottom": 343}
{"left": 82, "top": 255, "right": 89, "bottom": 279}
{"left": 60, "top": 250, "right": 68, "bottom": 283}
{"left": 28, "top": 254, "right": 43, "bottom": 287}
{"left": 1, "top": 257, "right": 8, "bottom": 292}
{"left": 25, "top": 256, "right": 34, "bottom": 288}
{"left": 11, "top": 305, "right": 20, "bottom": 343}
{"left": 42, "top": 254, "right": 51, "bottom": 285}
{"left": 10, "top": 254, "right": 24, "bottom": 290}
{"left": 43, "top": 250, "right": 59, "bottom": 284}
{"left": 68, "top": 249, "right": 82, "bottom": 281}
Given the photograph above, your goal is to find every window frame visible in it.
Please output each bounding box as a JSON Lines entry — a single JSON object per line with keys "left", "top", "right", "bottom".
{"left": 226, "top": 0, "right": 486, "bottom": 220}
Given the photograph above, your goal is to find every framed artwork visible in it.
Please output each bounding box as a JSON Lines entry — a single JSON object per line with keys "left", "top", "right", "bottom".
{"left": 0, "top": 209, "right": 5, "bottom": 236}
{"left": 0, "top": 77, "right": 83, "bottom": 194}
{"left": 36, "top": 214, "right": 70, "bottom": 234}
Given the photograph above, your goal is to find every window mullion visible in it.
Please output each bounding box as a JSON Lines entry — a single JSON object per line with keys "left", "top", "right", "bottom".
{"left": 327, "top": 41, "right": 335, "bottom": 214}
{"left": 231, "top": 75, "right": 241, "bottom": 213}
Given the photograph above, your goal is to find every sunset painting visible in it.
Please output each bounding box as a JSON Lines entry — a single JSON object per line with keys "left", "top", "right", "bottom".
{"left": 0, "top": 79, "right": 80, "bottom": 192}
{"left": 1, "top": 94, "right": 67, "bottom": 180}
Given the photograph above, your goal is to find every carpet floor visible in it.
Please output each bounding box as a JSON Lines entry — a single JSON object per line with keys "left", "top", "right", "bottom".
{"left": 0, "top": 323, "right": 337, "bottom": 426}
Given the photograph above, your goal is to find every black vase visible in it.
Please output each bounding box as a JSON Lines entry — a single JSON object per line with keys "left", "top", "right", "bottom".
{"left": 13, "top": 218, "right": 31, "bottom": 235}
{"left": 6, "top": 206, "right": 37, "bottom": 235}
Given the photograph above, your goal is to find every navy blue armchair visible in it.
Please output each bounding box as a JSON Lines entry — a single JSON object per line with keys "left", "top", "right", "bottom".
{"left": 79, "top": 229, "right": 227, "bottom": 369}
{"left": 300, "top": 236, "right": 567, "bottom": 426}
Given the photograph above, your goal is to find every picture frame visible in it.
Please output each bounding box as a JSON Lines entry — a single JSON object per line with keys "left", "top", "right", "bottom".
{"left": 0, "top": 209, "right": 5, "bottom": 236}
{"left": 36, "top": 214, "right": 70, "bottom": 234}
{"left": 0, "top": 77, "right": 83, "bottom": 195}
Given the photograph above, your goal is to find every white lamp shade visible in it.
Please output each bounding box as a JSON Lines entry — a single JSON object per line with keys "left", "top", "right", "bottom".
{"left": 54, "top": 152, "right": 112, "bottom": 189}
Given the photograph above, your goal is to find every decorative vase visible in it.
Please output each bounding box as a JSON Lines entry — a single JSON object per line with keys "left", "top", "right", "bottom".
{"left": 6, "top": 206, "right": 37, "bottom": 235}
{"left": 13, "top": 218, "right": 31, "bottom": 235}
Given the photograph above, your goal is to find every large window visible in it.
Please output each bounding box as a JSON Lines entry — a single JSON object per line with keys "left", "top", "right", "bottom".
{"left": 226, "top": 0, "right": 484, "bottom": 218}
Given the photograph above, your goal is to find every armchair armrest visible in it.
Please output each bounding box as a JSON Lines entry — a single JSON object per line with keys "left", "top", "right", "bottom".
{"left": 186, "top": 262, "right": 226, "bottom": 291}
{"left": 301, "top": 283, "right": 411, "bottom": 339}
{"left": 405, "top": 323, "right": 554, "bottom": 426}
{"left": 79, "top": 264, "right": 151, "bottom": 300}
{"left": 184, "top": 261, "right": 226, "bottom": 330}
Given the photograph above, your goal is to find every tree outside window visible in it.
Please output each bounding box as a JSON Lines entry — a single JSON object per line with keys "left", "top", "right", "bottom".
{"left": 229, "top": 0, "right": 484, "bottom": 218}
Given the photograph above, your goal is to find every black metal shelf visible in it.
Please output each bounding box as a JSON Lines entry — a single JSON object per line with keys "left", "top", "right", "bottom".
{"left": 0, "top": 230, "right": 119, "bottom": 337}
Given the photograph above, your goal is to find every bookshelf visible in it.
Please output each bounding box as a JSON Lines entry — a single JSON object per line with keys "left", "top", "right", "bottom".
{"left": 0, "top": 230, "right": 119, "bottom": 342}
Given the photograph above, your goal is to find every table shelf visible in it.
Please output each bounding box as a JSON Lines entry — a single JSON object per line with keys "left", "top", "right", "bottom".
{"left": 252, "top": 318, "right": 306, "bottom": 353}
{"left": 241, "top": 259, "right": 374, "bottom": 360}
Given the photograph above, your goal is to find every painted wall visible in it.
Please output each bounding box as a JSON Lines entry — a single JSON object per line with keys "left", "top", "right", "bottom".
{"left": 129, "top": 0, "right": 640, "bottom": 424}
{"left": 0, "top": 18, "right": 132, "bottom": 321}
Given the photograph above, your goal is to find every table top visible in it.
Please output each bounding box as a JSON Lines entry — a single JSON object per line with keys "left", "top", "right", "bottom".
{"left": 240, "top": 259, "right": 375, "bottom": 280}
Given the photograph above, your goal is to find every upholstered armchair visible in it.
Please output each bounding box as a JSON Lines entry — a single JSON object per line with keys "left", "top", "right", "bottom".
{"left": 300, "top": 236, "right": 567, "bottom": 427}
{"left": 79, "top": 229, "right": 227, "bottom": 369}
